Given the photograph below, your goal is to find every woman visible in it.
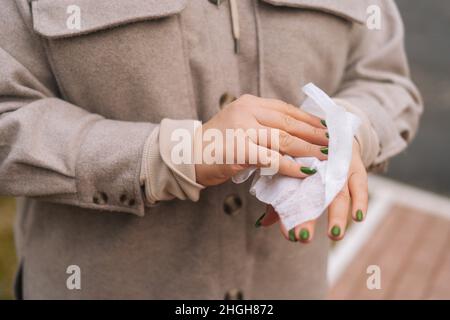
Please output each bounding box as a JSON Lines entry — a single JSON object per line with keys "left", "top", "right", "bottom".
{"left": 0, "top": 0, "right": 421, "bottom": 299}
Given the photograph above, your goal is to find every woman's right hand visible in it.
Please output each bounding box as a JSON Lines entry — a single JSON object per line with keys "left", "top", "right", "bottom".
{"left": 195, "top": 94, "right": 329, "bottom": 186}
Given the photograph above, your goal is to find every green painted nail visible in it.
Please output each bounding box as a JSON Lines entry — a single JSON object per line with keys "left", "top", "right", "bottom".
{"left": 320, "top": 147, "right": 328, "bottom": 155}
{"left": 288, "top": 229, "right": 297, "bottom": 242}
{"left": 254, "top": 212, "right": 265, "bottom": 228}
{"left": 300, "top": 229, "right": 310, "bottom": 241}
{"left": 300, "top": 166, "right": 317, "bottom": 175}
{"left": 321, "top": 119, "right": 327, "bottom": 127}
{"left": 356, "top": 209, "right": 364, "bottom": 222}
{"left": 331, "top": 225, "right": 341, "bottom": 237}
{"left": 326, "top": 132, "right": 329, "bottom": 139}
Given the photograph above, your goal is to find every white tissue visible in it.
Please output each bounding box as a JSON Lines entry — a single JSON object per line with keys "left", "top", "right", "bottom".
{"left": 232, "top": 83, "right": 361, "bottom": 230}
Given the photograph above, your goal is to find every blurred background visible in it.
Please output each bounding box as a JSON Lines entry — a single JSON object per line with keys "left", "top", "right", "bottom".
{"left": 0, "top": 0, "right": 449, "bottom": 299}
{"left": 329, "top": 0, "right": 450, "bottom": 299}
{"left": 386, "top": 0, "right": 450, "bottom": 196}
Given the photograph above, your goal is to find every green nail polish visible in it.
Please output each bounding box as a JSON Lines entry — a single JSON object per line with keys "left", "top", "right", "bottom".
{"left": 320, "top": 147, "right": 328, "bottom": 155}
{"left": 321, "top": 119, "right": 327, "bottom": 128}
{"left": 356, "top": 209, "right": 364, "bottom": 222}
{"left": 326, "top": 132, "right": 329, "bottom": 139}
{"left": 331, "top": 225, "right": 341, "bottom": 237}
{"left": 254, "top": 212, "right": 265, "bottom": 228}
{"left": 300, "top": 229, "right": 310, "bottom": 241}
{"left": 300, "top": 166, "right": 317, "bottom": 175}
{"left": 288, "top": 229, "right": 297, "bottom": 242}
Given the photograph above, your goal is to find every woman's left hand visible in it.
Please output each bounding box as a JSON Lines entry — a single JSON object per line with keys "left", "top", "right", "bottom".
{"left": 257, "top": 139, "right": 368, "bottom": 243}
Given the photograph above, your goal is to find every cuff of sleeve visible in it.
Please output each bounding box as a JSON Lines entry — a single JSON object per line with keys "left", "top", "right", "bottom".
{"left": 333, "top": 98, "right": 381, "bottom": 169}
{"left": 140, "top": 119, "right": 205, "bottom": 204}
{"left": 76, "top": 118, "right": 154, "bottom": 216}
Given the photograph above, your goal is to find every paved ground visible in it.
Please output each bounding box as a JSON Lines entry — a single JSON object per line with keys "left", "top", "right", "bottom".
{"left": 327, "top": 175, "right": 450, "bottom": 299}
{"left": 383, "top": 1, "right": 450, "bottom": 197}
{"left": 329, "top": 204, "right": 450, "bottom": 299}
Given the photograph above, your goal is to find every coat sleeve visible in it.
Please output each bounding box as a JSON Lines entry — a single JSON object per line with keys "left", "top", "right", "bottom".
{"left": 0, "top": 1, "right": 202, "bottom": 216}
{"left": 333, "top": 0, "right": 423, "bottom": 171}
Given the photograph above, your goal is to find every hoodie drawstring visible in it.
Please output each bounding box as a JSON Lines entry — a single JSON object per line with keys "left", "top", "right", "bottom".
{"left": 229, "top": 0, "right": 240, "bottom": 54}
{"left": 209, "top": 0, "right": 240, "bottom": 54}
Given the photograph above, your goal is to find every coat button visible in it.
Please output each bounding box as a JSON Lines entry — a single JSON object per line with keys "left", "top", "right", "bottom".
{"left": 223, "top": 194, "right": 242, "bottom": 215}
{"left": 224, "top": 289, "right": 243, "bottom": 300}
{"left": 219, "top": 92, "right": 236, "bottom": 109}
{"left": 93, "top": 192, "right": 108, "bottom": 205}
{"left": 208, "top": 0, "right": 223, "bottom": 5}
{"left": 120, "top": 194, "right": 136, "bottom": 207}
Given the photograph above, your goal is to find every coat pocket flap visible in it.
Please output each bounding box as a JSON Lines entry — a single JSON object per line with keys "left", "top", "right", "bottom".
{"left": 260, "top": 0, "right": 367, "bottom": 24}
{"left": 31, "top": 0, "right": 187, "bottom": 39}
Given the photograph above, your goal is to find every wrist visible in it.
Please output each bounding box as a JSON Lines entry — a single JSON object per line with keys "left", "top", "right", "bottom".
{"left": 333, "top": 98, "right": 380, "bottom": 168}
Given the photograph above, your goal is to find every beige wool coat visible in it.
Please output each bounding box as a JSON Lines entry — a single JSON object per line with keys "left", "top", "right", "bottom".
{"left": 0, "top": 0, "right": 422, "bottom": 299}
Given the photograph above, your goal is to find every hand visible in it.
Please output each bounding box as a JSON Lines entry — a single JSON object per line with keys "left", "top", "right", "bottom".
{"left": 257, "top": 139, "right": 368, "bottom": 243}
{"left": 195, "top": 94, "right": 329, "bottom": 186}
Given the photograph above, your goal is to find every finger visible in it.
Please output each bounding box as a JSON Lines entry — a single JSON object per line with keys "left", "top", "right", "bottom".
{"left": 255, "top": 205, "right": 279, "bottom": 228}
{"left": 254, "top": 109, "right": 329, "bottom": 146}
{"left": 250, "top": 124, "right": 328, "bottom": 161}
{"left": 247, "top": 140, "right": 317, "bottom": 179}
{"left": 328, "top": 183, "right": 351, "bottom": 241}
{"left": 252, "top": 97, "right": 326, "bottom": 129}
{"left": 294, "top": 219, "right": 316, "bottom": 243}
{"left": 279, "top": 221, "right": 296, "bottom": 242}
{"left": 260, "top": 207, "right": 314, "bottom": 244}
{"left": 349, "top": 169, "right": 369, "bottom": 222}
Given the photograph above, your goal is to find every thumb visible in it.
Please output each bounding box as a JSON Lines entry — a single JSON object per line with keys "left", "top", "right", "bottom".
{"left": 256, "top": 205, "right": 279, "bottom": 227}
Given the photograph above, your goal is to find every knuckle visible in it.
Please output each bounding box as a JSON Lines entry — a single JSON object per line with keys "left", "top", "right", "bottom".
{"left": 225, "top": 101, "right": 239, "bottom": 113}
{"left": 336, "top": 189, "right": 350, "bottom": 201}
{"left": 283, "top": 101, "right": 296, "bottom": 110}
{"left": 312, "top": 126, "right": 322, "bottom": 137}
{"left": 278, "top": 100, "right": 290, "bottom": 110}
{"left": 279, "top": 132, "right": 293, "bottom": 150}
{"left": 285, "top": 103, "right": 298, "bottom": 113}
{"left": 283, "top": 115, "right": 294, "bottom": 131}
{"left": 238, "top": 94, "right": 255, "bottom": 106}
{"left": 303, "top": 142, "right": 313, "bottom": 154}
{"left": 268, "top": 98, "right": 285, "bottom": 107}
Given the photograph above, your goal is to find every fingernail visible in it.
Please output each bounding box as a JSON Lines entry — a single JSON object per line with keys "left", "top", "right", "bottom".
{"left": 254, "top": 212, "right": 265, "bottom": 228}
{"left": 331, "top": 225, "right": 341, "bottom": 237}
{"left": 321, "top": 119, "right": 327, "bottom": 128}
{"left": 320, "top": 147, "right": 328, "bottom": 155}
{"left": 299, "top": 228, "right": 310, "bottom": 241}
{"left": 356, "top": 209, "right": 364, "bottom": 222}
{"left": 288, "top": 229, "right": 297, "bottom": 242}
{"left": 325, "top": 132, "right": 329, "bottom": 139}
{"left": 300, "top": 166, "right": 317, "bottom": 175}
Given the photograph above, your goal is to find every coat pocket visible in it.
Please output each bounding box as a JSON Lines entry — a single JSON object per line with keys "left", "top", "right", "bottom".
{"left": 29, "top": 0, "right": 195, "bottom": 121}
{"left": 31, "top": 0, "right": 188, "bottom": 39}
{"left": 256, "top": 0, "right": 368, "bottom": 104}
{"left": 259, "top": 0, "right": 367, "bottom": 24}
